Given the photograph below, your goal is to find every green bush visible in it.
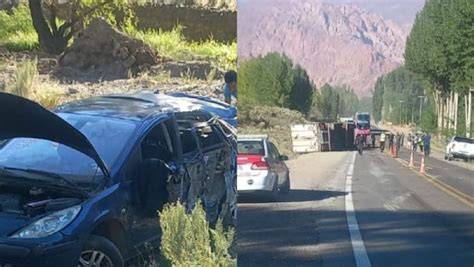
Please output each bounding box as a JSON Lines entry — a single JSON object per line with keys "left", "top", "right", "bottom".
{"left": 238, "top": 53, "right": 314, "bottom": 115}
{"left": 129, "top": 26, "right": 237, "bottom": 70}
{"left": 159, "top": 201, "right": 236, "bottom": 267}
{"left": 0, "top": 5, "right": 38, "bottom": 51}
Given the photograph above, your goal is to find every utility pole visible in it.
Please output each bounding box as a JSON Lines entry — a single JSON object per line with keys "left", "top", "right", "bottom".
{"left": 399, "top": 100, "right": 405, "bottom": 125}
{"left": 418, "top": 95, "right": 425, "bottom": 123}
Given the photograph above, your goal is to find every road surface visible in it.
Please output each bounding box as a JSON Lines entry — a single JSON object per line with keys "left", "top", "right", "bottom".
{"left": 237, "top": 149, "right": 474, "bottom": 267}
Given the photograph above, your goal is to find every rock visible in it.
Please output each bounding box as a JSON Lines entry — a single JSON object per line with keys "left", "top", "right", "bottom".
{"left": 56, "top": 18, "right": 159, "bottom": 82}
{"left": 0, "top": 47, "right": 8, "bottom": 55}
{"left": 67, "top": 88, "right": 79, "bottom": 95}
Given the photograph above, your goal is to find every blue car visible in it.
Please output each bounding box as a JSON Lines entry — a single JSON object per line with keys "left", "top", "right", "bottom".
{"left": 0, "top": 91, "right": 237, "bottom": 267}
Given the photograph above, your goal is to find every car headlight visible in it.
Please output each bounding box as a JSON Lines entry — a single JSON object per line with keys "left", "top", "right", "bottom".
{"left": 10, "top": 205, "right": 81, "bottom": 238}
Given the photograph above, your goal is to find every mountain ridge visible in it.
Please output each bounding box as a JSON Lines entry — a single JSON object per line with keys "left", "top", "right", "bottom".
{"left": 238, "top": 0, "right": 411, "bottom": 96}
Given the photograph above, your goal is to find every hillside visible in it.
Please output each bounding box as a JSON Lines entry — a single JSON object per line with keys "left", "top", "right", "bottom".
{"left": 238, "top": 0, "right": 411, "bottom": 96}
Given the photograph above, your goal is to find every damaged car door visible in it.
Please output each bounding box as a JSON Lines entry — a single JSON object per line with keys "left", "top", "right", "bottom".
{"left": 127, "top": 116, "right": 183, "bottom": 250}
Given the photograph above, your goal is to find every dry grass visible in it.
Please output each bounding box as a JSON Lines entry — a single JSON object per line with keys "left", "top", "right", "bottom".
{"left": 238, "top": 105, "right": 309, "bottom": 158}
{"left": 7, "top": 58, "right": 63, "bottom": 108}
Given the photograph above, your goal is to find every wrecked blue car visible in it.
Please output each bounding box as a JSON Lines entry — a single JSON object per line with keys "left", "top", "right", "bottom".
{"left": 0, "top": 91, "right": 237, "bottom": 267}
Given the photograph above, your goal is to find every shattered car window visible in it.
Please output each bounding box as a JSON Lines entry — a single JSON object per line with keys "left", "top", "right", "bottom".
{"left": 237, "top": 141, "right": 264, "bottom": 155}
{"left": 0, "top": 113, "right": 136, "bottom": 182}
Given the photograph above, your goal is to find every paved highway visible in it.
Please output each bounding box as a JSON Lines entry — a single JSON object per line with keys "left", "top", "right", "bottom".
{"left": 237, "top": 149, "right": 474, "bottom": 267}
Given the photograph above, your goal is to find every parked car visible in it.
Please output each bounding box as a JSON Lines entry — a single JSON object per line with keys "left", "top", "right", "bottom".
{"left": 237, "top": 134, "right": 290, "bottom": 200}
{"left": 0, "top": 91, "right": 236, "bottom": 267}
{"left": 445, "top": 136, "right": 474, "bottom": 162}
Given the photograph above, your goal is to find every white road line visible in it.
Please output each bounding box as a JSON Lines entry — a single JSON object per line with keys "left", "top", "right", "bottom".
{"left": 346, "top": 151, "right": 371, "bottom": 267}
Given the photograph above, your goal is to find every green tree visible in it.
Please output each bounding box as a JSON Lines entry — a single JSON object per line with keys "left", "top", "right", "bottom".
{"left": 405, "top": 0, "right": 473, "bottom": 135}
{"left": 289, "top": 65, "right": 313, "bottom": 114}
{"left": 28, "top": 0, "right": 135, "bottom": 54}
{"left": 316, "top": 83, "right": 339, "bottom": 120}
{"left": 377, "top": 66, "right": 424, "bottom": 124}
{"left": 238, "top": 53, "right": 314, "bottom": 114}
{"left": 372, "top": 76, "right": 384, "bottom": 122}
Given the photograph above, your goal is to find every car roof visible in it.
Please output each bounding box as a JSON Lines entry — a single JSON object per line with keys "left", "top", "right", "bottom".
{"left": 54, "top": 91, "right": 214, "bottom": 122}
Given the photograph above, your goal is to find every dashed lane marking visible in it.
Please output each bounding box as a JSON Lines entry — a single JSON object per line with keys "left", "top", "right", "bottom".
{"left": 346, "top": 152, "right": 371, "bottom": 267}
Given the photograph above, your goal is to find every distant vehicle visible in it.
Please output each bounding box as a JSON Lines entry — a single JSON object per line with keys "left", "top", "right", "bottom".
{"left": 340, "top": 117, "right": 354, "bottom": 124}
{"left": 354, "top": 112, "right": 372, "bottom": 147}
{"left": 445, "top": 136, "right": 474, "bottom": 162}
{"left": 0, "top": 91, "right": 236, "bottom": 267}
{"left": 237, "top": 135, "right": 290, "bottom": 200}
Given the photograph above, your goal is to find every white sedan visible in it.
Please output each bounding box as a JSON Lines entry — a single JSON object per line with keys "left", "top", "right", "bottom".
{"left": 445, "top": 136, "right": 474, "bottom": 162}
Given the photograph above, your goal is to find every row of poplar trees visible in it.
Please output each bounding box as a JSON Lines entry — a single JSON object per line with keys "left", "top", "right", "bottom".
{"left": 405, "top": 0, "right": 473, "bottom": 137}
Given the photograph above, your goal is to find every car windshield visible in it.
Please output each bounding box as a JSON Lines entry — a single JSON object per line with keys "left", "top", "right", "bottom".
{"left": 357, "top": 114, "right": 370, "bottom": 122}
{"left": 0, "top": 113, "right": 136, "bottom": 185}
{"left": 238, "top": 140, "right": 265, "bottom": 155}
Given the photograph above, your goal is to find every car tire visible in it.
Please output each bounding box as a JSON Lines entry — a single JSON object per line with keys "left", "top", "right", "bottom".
{"left": 79, "top": 235, "right": 124, "bottom": 267}
{"left": 279, "top": 174, "right": 291, "bottom": 194}
{"left": 268, "top": 176, "right": 280, "bottom": 202}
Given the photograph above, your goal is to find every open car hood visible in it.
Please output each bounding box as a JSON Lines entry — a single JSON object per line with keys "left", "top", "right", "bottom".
{"left": 0, "top": 93, "right": 110, "bottom": 177}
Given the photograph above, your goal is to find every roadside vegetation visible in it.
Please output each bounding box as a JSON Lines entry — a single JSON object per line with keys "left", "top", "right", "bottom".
{"left": 0, "top": 5, "right": 37, "bottom": 51}
{"left": 129, "top": 27, "right": 236, "bottom": 70}
{"left": 6, "top": 58, "right": 63, "bottom": 108}
{"left": 238, "top": 52, "right": 369, "bottom": 155}
{"left": 159, "top": 201, "right": 236, "bottom": 267}
{"left": 371, "top": 0, "right": 473, "bottom": 152}
{"left": 0, "top": 3, "right": 236, "bottom": 70}
{"left": 403, "top": 0, "right": 473, "bottom": 137}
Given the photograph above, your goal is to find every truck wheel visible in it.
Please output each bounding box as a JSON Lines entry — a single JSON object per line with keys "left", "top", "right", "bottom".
{"left": 79, "top": 235, "right": 124, "bottom": 267}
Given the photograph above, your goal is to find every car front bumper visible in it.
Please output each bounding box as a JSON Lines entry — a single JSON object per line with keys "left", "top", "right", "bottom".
{"left": 0, "top": 235, "right": 82, "bottom": 267}
{"left": 451, "top": 152, "right": 474, "bottom": 159}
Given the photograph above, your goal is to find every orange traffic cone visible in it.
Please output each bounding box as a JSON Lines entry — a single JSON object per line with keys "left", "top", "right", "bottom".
{"left": 419, "top": 154, "right": 426, "bottom": 175}
{"left": 409, "top": 150, "right": 414, "bottom": 167}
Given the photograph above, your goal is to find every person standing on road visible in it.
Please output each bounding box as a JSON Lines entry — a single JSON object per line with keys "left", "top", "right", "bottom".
{"left": 411, "top": 133, "right": 418, "bottom": 152}
{"left": 380, "top": 131, "right": 386, "bottom": 152}
{"left": 356, "top": 134, "right": 364, "bottom": 155}
{"left": 223, "top": 70, "right": 237, "bottom": 105}
{"left": 423, "top": 133, "right": 431, "bottom": 157}
{"left": 393, "top": 132, "right": 400, "bottom": 156}
{"left": 388, "top": 133, "right": 394, "bottom": 151}
{"left": 418, "top": 134, "right": 424, "bottom": 152}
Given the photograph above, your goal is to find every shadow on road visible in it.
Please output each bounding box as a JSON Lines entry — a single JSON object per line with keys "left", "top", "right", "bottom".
{"left": 238, "top": 189, "right": 347, "bottom": 204}
{"left": 237, "top": 208, "right": 474, "bottom": 267}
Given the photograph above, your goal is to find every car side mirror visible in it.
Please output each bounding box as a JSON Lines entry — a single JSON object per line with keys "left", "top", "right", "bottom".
{"left": 280, "top": 155, "right": 289, "bottom": 161}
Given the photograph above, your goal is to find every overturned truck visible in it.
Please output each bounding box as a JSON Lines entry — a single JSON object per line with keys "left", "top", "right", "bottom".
{"left": 0, "top": 91, "right": 236, "bottom": 266}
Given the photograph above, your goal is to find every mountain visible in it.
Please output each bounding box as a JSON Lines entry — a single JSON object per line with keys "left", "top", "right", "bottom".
{"left": 322, "top": 0, "right": 425, "bottom": 26}
{"left": 238, "top": 0, "right": 419, "bottom": 96}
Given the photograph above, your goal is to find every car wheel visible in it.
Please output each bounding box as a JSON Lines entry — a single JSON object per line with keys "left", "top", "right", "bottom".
{"left": 268, "top": 176, "right": 280, "bottom": 202}
{"left": 79, "top": 235, "right": 124, "bottom": 267}
{"left": 279, "top": 174, "right": 291, "bottom": 194}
